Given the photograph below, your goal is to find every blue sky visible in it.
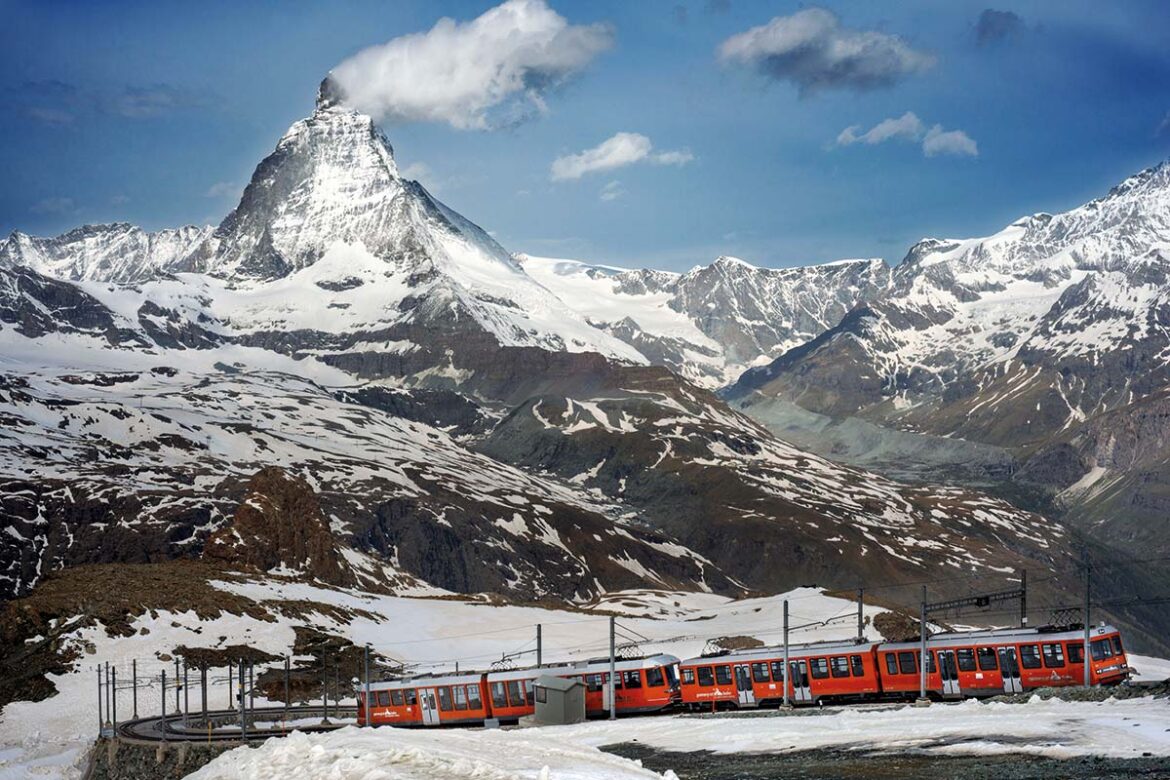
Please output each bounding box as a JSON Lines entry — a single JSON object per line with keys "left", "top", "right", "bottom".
{"left": 2, "top": 0, "right": 1169, "bottom": 271}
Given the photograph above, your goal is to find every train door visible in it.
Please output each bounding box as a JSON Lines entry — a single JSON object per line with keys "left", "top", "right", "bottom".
{"left": 938, "top": 650, "right": 960, "bottom": 697}
{"left": 997, "top": 648, "right": 1022, "bottom": 694}
{"left": 789, "top": 661, "right": 812, "bottom": 703}
{"left": 733, "top": 664, "right": 756, "bottom": 707}
{"left": 419, "top": 688, "right": 440, "bottom": 726}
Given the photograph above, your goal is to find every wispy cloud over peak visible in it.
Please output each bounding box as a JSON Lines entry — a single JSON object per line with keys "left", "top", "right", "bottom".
{"left": 718, "top": 7, "right": 935, "bottom": 94}
{"left": 330, "top": 0, "right": 612, "bottom": 130}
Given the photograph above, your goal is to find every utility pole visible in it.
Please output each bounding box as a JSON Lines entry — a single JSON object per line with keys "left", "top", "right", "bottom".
{"left": 363, "top": 645, "right": 370, "bottom": 727}
{"left": 536, "top": 624, "right": 542, "bottom": 667}
{"left": 132, "top": 659, "right": 138, "bottom": 718}
{"left": 160, "top": 670, "right": 167, "bottom": 745}
{"left": 856, "top": 588, "right": 865, "bottom": 642}
{"left": 105, "top": 663, "right": 111, "bottom": 729}
{"left": 249, "top": 662, "right": 255, "bottom": 711}
{"left": 918, "top": 585, "right": 928, "bottom": 704}
{"left": 1020, "top": 569, "right": 1028, "bottom": 627}
{"left": 96, "top": 667, "right": 103, "bottom": 736}
{"left": 228, "top": 662, "right": 233, "bottom": 709}
{"left": 239, "top": 659, "right": 247, "bottom": 735}
{"left": 201, "top": 666, "right": 208, "bottom": 722}
{"left": 608, "top": 616, "right": 616, "bottom": 721}
{"left": 174, "top": 658, "right": 180, "bottom": 716}
{"left": 782, "top": 599, "right": 790, "bottom": 708}
{"left": 321, "top": 652, "right": 330, "bottom": 725}
{"left": 111, "top": 666, "right": 117, "bottom": 728}
{"left": 1083, "top": 551, "right": 1092, "bottom": 687}
{"left": 183, "top": 662, "right": 189, "bottom": 727}
{"left": 284, "top": 656, "right": 290, "bottom": 719}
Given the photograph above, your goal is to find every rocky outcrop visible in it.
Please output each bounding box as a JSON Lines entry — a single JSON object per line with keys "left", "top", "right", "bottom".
{"left": 203, "top": 468, "right": 354, "bottom": 587}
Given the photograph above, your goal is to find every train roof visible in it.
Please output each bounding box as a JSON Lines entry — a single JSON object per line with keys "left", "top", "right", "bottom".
{"left": 487, "top": 653, "right": 679, "bottom": 682}
{"left": 881, "top": 623, "right": 1121, "bottom": 650}
{"left": 680, "top": 640, "right": 878, "bottom": 666}
{"left": 368, "top": 653, "right": 679, "bottom": 690}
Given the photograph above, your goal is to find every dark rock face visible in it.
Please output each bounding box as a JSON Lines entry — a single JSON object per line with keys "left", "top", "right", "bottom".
{"left": 203, "top": 467, "right": 355, "bottom": 586}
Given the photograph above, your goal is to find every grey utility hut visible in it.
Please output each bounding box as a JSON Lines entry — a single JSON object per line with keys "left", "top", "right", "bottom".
{"left": 532, "top": 675, "right": 586, "bottom": 725}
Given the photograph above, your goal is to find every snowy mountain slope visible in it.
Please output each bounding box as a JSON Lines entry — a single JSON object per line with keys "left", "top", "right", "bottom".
{"left": 0, "top": 78, "right": 1098, "bottom": 647}
{"left": 0, "top": 223, "right": 212, "bottom": 284}
{"left": 728, "top": 160, "right": 1170, "bottom": 611}
{"left": 519, "top": 253, "right": 890, "bottom": 387}
{"left": 0, "top": 319, "right": 727, "bottom": 602}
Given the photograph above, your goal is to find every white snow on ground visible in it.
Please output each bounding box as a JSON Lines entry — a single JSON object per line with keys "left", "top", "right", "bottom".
{"left": 558, "top": 696, "right": 1170, "bottom": 760}
{"left": 1130, "top": 654, "right": 1170, "bottom": 682}
{"left": 185, "top": 726, "right": 677, "bottom": 780}
{"left": 1, "top": 582, "right": 1168, "bottom": 779}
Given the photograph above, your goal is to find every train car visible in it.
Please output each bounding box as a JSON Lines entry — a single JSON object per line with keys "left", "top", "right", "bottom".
{"left": 358, "top": 672, "right": 490, "bottom": 727}
{"left": 359, "top": 654, "right": 680, "bottom": 727}
{"left": 486, "top": 654, "right": 681, "bottom": 722}
{"left": 679, "top": 641, "right": 881, "bottom": 709}
{"left": 877, "top": 623, "right": 1131, "bottom": 699}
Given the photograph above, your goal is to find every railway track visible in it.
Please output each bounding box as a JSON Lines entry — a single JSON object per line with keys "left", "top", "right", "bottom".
{"left": 114, "top": 705, "right": 358, "bottom": 744}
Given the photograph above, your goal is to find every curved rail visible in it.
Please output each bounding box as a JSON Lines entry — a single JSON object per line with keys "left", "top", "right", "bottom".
{"left": 115, "top": 705, "right": 359, "bottom": 744}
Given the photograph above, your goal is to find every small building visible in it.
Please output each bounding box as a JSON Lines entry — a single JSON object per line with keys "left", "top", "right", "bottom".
{"left": 532, "top": 674, "right": 585, "bottom": 725}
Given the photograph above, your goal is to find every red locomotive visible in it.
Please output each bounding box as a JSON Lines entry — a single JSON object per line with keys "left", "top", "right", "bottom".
{"left": 678, "top": 623, "right": 1130, "bottom": 709}
{"left": 358, "top": 653, "right": 680, "bottom": 727}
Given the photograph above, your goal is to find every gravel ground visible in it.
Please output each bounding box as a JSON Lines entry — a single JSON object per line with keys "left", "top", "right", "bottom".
{"left": 603, "top": 743, "right": 1170, "bottom": 779}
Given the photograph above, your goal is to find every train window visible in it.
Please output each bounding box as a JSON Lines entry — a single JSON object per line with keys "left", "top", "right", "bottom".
{"left": 715, "top": 666, "right": 733, "bottom": 685}
{"left": 390, "top": 690, "right": 404, "bottom": 706}
{"left": 885, "top": 654, "right": 898, "bottom": 675}
{"left": 956, "top": 649, "right": 976, "bottom": 672}
{"left": 977, "top": 647, "right": 998, "bottom": 671}
{"left": 1067, "top": 642, "right": 1084, "bottom": 664}
{"left": 506, "top": 681, "right": 522, "bottom": 707}
{"left": 752, "top": 663, "right": 770, "bottom": 683}
{"left": 376, "top": 691, "right": 390, "bottom": 706}
{"left": 898, "top": 651, "right": 917, "bottom": 675}
{"left": 850, "top": 655, "right": 865, "bottom": 677}
{"left": 535, "top": 686, "right": 547, "bottom": 704}
{"left": 454, "top": 686, "right": 468, "bottom": 710}
{"left": 646, "top": 667, "right": 665, "bottom": 687}
{"left": 1042, "top": 643, "right": 1065, "bottom": 668}
{"left": 624, "top": 670, "right": 643, "bottom": 689}
{"left": 681, "top": 668, "right": 695, "bottom": 685}
{"left": 920, "top": 652, "right": 936, "bottom": 674}
{"left": 526, "top": 681, "right": 535, "bottom": 706}
{"left": 438, "top": 687, "right": 453, "bottom": 711}
{"left": 830, "top": 656, "right": 850, "bottom": 678}
{"left": 810, "top": 658, "right": 830, "bottom": 679}
{"left": 611, "top": 673, "right": 623, "bottom": 689}
{"left": 467, "top": 686, "right": 482, "bottom": 709}
{"left": 1111, "top": 636, "right": 1123, "bottom": 656}
{"left": 666, "top": 665, "right": 679, "bottom": 687}
{"left": 405, "top": 689, "right": 417, "bottom": 706}
{"left": 491, "top": 682, "right": 506, "bottom": 708}
{"left": 770, "top": 661, "right": 785, "bottom": 681}
{"left": 697, "top": 667, "right": 714, "bottom": 687}
{"left": 1020, "top": 644, "right": 1042, "bottom": 669}
{"left": 1091, "top": 638, "right": 1114, "bottom": 661}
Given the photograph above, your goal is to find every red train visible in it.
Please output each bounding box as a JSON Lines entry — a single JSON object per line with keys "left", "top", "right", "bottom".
{"left": 358, "top": 654, "right": 680, "bottom": 727}
{"left": 356, "top": 624, "right": 1132, "bottom": 727}
{"left": 679, "top": 623, "right": 1130, "bottom": 709}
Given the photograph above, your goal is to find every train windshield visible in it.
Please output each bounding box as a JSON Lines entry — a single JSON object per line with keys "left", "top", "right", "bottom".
{"left": 664, "top": 664, "right": 679, "bottom": 688}
{"left": 1090, "top": 638, "right": 1115, "bottom": 661}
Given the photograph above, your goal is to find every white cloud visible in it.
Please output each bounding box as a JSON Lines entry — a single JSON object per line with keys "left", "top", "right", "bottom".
{"left": 551, "top": 132, "right": 694, "bottom": 180}
{"left": 837, "top": 111, "right": 923, "bottom": 146}
{"left": 834, "top": 112, "right": 978, "bottom": 158}
{"left": 599, "top": 180, "right": 625, "bottom": 201}
{"left": 923, "top": 125, "right": 979, "bottom": 157}
{"left": 330, "top": 0, "right": 612, "bottom": 130}
{"left": 718, "top": 7, "right": 934, "bottom": 95}
{"left": 205, "top": 181, "right": 241, "bottom": 198}
{"left": 399, "top": 162, "right": 432, "bottom": 181}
